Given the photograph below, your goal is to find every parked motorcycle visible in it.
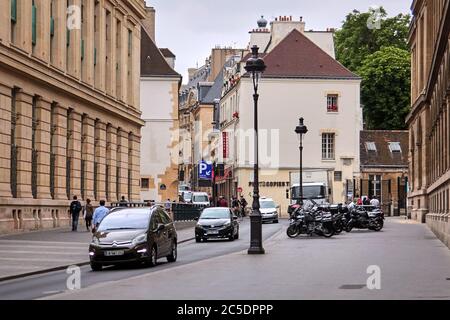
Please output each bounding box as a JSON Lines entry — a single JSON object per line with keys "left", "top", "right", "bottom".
{"left": 286, "top": 201, "right": 335, "bottom": 238}
{"left": 344, "top": 205, "right": 384, "bottom": 232}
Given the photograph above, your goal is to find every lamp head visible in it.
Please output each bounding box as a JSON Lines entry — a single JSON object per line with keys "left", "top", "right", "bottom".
{"left": 295, "top": 117, "right": 308, "bottom": 135}
{"left": 244, "top": 45, "right": 266, "bottom": 74}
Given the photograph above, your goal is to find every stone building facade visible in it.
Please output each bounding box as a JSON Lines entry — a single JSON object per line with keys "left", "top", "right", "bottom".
{"left": 0, "top": 0, "right": 147, "bottom": 234}
{"left": 407, "top": 0, "right": 450, "bottom": 247}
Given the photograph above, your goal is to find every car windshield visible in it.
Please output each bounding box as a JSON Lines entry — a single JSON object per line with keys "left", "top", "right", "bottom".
{"left": 260, "top": 200, "right": 276, "bottom": 208}
{"left": 292, "top": 185, "right": 326, "bottom": 199}
{"left": 183, "top": 193, "right": 193, "bottom": 201}
{"left": 98, "top": 209, "right": 150, "bottom": 231}
{"left": 193, "top": 195, "right": 209, "bottom": 202}
{"left": 200, "top": 208, "right": 230, "bottom": 219}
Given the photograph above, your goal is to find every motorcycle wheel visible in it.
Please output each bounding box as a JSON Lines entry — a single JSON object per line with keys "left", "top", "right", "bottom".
{"left": 287, "top": 224, "right": 300, "bottom": 238}
{"left": 345, "top": 224, "right": 353, "bottom": 233}
{"left": 322, "top": 225, "right": 334, "bottom": 238}
{"left": 334, "top": 221, "right": 343, "bottom": 234}
{"left": 372, "top": 220, "right": 383, "bottom": 231}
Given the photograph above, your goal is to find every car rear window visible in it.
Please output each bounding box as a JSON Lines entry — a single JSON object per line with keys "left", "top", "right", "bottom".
{"left": 193, "top": 195, "right": 209, "bottom": 202}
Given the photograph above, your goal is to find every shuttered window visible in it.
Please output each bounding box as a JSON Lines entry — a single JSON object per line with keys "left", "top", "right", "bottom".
{"left": 32, "top": 2, "right": 37, "bottom": 46}
{"left": 11, "top": 0, "right": 17, "bottom": 23}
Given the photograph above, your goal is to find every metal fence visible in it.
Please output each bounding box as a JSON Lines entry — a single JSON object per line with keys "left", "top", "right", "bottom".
{"left": 109, "top": 202, "right": 208, "bottom": 222}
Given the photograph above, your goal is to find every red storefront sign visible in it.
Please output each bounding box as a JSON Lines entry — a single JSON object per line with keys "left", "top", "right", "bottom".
{"left": 222, "top": 131, "right": 229, "bottom": 159}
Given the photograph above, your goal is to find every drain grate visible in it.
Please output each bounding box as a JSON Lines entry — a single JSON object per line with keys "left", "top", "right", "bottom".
{"left": 339, "top": 284, "right": 366, "bottom": 290}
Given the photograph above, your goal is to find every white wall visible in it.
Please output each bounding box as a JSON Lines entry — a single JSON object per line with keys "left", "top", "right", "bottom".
{"left": 304, "top": 32, "right": 335, "bottom": 58}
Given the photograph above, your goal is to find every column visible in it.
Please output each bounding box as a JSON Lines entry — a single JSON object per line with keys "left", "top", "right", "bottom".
{"left": 67, "top": 0, "right": 81, "bottom": 79}
{"left": 35, "top": 97, "right": 52, "bottom": 199}
{"left": 106, "top": 124, "right": 117, "bottom": 202}
{"left": 51, "top": 0, "right": 67, "bottom": 70}
{"left": 132, "top": 23, "right": 141, "bottom": 109}
{"left": 129, "top": 132, "right": 140, "bottom": 201}
{"left": 15, "top": 0, "right": 33, "bottom": 53}
{"left": 0, "top": 0, "right": 11, "bottom": 43}
{"left": 15, "top": 90, "right": 33, "bottom": 199}
{"left": 68, "top": 111, "right": 82, "bottom": 199}
{"left": 117, "top": 129, "right": 128, "bottom": 199}
{"left": 52, "top": 104, "right": 67, "bottom": 200}
{"left": 94, "top": 0, "right": 105, "bottom": 91}
{"left": 33, "top": 0, "right": 51, "bottom": 62}
{"left": 83, "top": 116, "right": 95, "bottom": 200}
{"left": 0, "top": 83, "right": 12, "bottom": 198}
{"left": 81, "top": 0, "right": 94, "bottom": 86}
{"left": 95, "top": 121, "right": 107, "bottom": 201}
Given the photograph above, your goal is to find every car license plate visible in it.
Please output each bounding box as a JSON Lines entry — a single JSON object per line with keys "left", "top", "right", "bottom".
{"left": 207, "top": 230, "right": 219, "bottom": 235}
{"left": 104, "top": 250, "right": 124, "bottom": 256}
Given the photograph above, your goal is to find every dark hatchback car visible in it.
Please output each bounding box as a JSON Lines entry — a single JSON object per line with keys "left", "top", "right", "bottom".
{"left": 89, "top": 206, "right": 177, "bottom": 271}
{"left": 195, "top": 207, "right": 239, "bottom": 242}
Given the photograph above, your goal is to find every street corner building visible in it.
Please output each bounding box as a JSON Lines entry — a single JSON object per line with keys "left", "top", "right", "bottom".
{"left": 407, "top": 0, "right": 450, "bottom": 248}
{"left": 216, "top": 16, "right": 362, "bottom": 214}
{"left": 359, "top": 130, "right": 409, "bottom": 216}
{"left": 139, "top": 10, "right": 182, "bottom": 203}
{"left": 0, "top": 0, "right": 148, "bottom": 234}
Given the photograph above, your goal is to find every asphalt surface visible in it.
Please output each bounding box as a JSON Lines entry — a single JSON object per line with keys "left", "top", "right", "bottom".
{"left": 0, "top": 219, "right": 283, "bottom": 300}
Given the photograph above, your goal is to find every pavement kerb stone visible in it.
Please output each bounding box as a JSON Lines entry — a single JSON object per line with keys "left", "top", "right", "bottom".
{"left": 39, "top": 226, "right": 285, "bottom": 300}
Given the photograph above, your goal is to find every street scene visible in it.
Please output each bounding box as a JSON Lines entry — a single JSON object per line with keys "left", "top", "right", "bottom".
{"left": 0, "top": 0, "right": 450, "bottom": 302}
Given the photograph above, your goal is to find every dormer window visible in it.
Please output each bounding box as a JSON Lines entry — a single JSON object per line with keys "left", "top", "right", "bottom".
{"left": 366, "top": 142, "right": 376, "bottom": 152}
{"left": 389, "top": 142, "right": 401, "bottom": 153}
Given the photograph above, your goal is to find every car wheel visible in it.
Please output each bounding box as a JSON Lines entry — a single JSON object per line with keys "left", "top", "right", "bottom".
{"left": 195, "top": 237, "right": 201, "bottom": 243}
{"left": 90, "top": 262, "right": 102, "bottom": 271}
{"left": 167, "top": 241, "right": 177, "bottom": 262}
{"left": 148, "top": 246, "right": 157, "bottom": 267}
{"left": 202, "top": 238, "right": 208, "bottom": 242}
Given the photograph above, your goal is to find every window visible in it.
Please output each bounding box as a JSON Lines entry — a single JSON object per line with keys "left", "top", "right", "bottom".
{"left": 11, "top": 0, "right": 17, "bottom": 43}
{"left": 369, "top": 175, "right": 381, "bottom": 198}
{"left": 327, "top": 94, "right": 338, "bottom": 112}
{"left": 32, "top": 1, "right": 37, "bottom": 46}
{"left": 388, "top": 142, "right": 401, "bottom": 153}
{"left": 334, "top": 171, "right": 342, "bottom": 181}
{"left": 366, "top": 142, "right": 377, "bottom": 151}
{"left": 141, "top": 178, "right": 149, "bottom": 189}
{"left": 322, "top": 133, "right": 335, "bottom": 160}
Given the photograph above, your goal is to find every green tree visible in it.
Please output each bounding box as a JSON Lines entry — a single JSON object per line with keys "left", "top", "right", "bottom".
{"left": 335, "top": 7, "right": 410, "bottom": 72}
{"left": 357, "top": 47, "right": 411, "bottom": 130}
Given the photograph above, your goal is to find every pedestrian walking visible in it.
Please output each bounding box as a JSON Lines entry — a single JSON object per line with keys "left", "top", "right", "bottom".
{"left": 69, "top": 195, "right": 82, "bottom": 232}
{"left": 240, "top": 196, "right": 248, "bottom": 217}
{"left": 165, "top": 199, "right": 172, "bottom": 212}
{"left": 218, "top": 196, "right": 228, "bottom": 207}
{"left": 231, "top": 196, "right": 240, "bottom": 217}
{"left": 84, "top": 198, "right": 94, "bottom": 231}
{"left": 119, "top": 195, "right": 128, "bottom": 207}
{"left": 92, "top": 200, "right": 109, "bottom": 232}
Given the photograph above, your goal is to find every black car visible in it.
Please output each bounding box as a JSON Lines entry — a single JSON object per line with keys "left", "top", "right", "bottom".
{"left": 195, "top": 207, "right": 239, "bottom": 242}
{"left": 89, "top": 206, "right": 177, "bottom": 271}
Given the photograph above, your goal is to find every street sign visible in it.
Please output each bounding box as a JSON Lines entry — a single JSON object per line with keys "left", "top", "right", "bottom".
{"left": 198, "top": 161, "right": 212, "bottom": 180}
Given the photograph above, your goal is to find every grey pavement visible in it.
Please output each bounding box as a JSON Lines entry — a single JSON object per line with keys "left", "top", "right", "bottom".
{"left": 0, "top": 221, "right": 196, "bottom": 280}
{"left": 46, "top": 217, "right": 450, "bottom": 300}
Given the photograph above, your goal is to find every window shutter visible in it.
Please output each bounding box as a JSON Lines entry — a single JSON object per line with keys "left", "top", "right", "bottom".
{"left": 66, "top": 29, "right": 70, "bottom": 47}
{"left": 81, "top": 39, "right": 85, "bottom": 60}
{"left": 11, "top": 0, "right": 17, "bottom": 23}
{"left": 94, "top": 48, "right": 97, "bottom": 66}
{"left": 32, "top": 4, "right": 37, "bottom": 46}
{"left": 50, "top": 17, "right": 55, "bottom": 37}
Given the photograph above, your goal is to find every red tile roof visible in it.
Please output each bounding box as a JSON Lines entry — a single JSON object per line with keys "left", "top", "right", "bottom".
{"left": 245, "top": 29, "right": 359, "bottom": 79}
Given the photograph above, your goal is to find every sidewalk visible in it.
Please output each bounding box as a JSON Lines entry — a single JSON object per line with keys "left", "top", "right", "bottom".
{"left": 0, "top": 221, "right": 196, "bottom": 281}
{"left": 46, "top": 217, "right": 450, "bottom": 300}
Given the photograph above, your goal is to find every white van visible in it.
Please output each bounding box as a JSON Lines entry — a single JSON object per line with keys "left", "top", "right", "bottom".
{"left": 191, "top": 192, "right": 210, "bottom": 206}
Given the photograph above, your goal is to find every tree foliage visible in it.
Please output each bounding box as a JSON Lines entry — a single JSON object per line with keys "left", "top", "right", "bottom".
{"left": 358, "top": 47, "right": 411, "bottom": 130}
{"left": 334, "top": 7, "right": 411, "bottom": 130}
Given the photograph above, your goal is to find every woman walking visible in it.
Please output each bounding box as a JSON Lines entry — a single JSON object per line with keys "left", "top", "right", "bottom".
{"left": 84, "top": 199, "right": 94, "bottom": 231}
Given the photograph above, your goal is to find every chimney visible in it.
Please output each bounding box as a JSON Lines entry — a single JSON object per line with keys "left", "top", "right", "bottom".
{"left": 142, "top": 6, "right": 156, "bottom": 41}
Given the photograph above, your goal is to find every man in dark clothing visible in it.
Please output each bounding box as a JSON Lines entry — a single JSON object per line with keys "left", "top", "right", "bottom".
{"left": 218, "top": 196, "right": 228, "bottom": 207}
{"left": 240, "top": 196, "right": 248, "bottom": 217}
{"left": 69, "top": 195, "right": 82, "bottom": 232}
{"left": 84, "top": 198, "right": 94, "bottom": 231}
{"left": 119, "top": 196, "right": 128, "bottom": 207}
{"left": 363, "top": 196, "right": 371, "bottom": 205}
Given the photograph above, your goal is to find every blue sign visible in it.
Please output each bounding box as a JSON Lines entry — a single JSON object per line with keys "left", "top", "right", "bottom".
{"left": 198, "top": 161, "right": 212, "bottom": 180}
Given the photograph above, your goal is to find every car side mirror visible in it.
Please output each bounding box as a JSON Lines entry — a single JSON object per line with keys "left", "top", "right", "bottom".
{"left": 157, "top": 223, "right": 165, "bottom": 231}
{"left": 232, "top": 216, "right": 238, "bottom": 220}
{"left": 194, "top": 217, "right": 199, "bottom": 221}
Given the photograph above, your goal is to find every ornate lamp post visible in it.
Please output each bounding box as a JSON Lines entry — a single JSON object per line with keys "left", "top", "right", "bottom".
{"left": 245, "top": 45, "right": 266, "bottom": 254}
{"left": 295, "top": 118, "right": 308, "bottom": 205}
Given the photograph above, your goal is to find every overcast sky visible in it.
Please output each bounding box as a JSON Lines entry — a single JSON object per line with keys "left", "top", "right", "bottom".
{"left": 144, "top": 0, "right": 411, "bottom": 83}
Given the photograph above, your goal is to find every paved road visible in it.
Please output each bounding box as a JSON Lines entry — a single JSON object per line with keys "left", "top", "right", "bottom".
{"left": 0, "top": 219, "right": 283, "bottom": 299}
{"left": 45, "top": 217, "right": 450, "bottom": 300}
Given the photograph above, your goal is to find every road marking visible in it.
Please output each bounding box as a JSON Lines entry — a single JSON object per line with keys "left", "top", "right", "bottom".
{"left": 0, "top": 250, "right": 85, "bottom": 255}
{"left": 0, "top": 244, "right": 86, "bottom": 249}
{"left": 42, "top": 290, "right": 64, "bottom": 295}
{"left": 0, "top": 240, "right": 88, "bottom": 245}
{"left": 0, "top": 257, "right": 83, "bottom": 262}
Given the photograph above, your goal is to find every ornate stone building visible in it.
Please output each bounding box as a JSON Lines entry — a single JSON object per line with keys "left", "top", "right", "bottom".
{"left": 407, "top": 0, "right": 450, "bottom": 247}
{"left": 0, "top": 0, "right": 147, "bottom": 234}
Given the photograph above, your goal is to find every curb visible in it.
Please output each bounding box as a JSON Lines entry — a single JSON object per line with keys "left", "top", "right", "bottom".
{"left": 0, "top": 237, "right": 196, "bottom": 283}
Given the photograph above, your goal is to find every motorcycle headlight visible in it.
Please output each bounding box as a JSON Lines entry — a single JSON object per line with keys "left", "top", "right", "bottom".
{"left": 132, "top": 233, "right": 147, "bottom": 245}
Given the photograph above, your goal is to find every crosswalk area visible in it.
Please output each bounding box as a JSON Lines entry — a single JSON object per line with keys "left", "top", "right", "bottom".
{"left": 0, "top": 239, "right": 88, "bottom": 279}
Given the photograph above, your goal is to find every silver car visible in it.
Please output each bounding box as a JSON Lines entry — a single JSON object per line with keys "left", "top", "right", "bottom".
{"left": 259, "top": 198, "right": 279, "bottom": 223}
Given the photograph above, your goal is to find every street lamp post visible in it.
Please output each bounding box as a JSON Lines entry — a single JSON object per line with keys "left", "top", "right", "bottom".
{"left": 295, "top": 118, "right": 308, "bottom": 205}
{"left": 245, "top": 45, "right": 266, "bottom": 255}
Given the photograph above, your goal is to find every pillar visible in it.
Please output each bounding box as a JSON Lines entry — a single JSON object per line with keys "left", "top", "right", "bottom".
{"left": 106, "top": 124, "right": 117, "bottom": 202}
{"left": 0, "top": 83, "right": 12, "bottom": 198}
{"left": 68, "top": 111, "right": 82, "bottom": 199}
{"left": 83, "top": 116, "right": 95, "bottom": 200}
{"left": 52, "top": 104, "right": 67, "bottom": 200}
{"left": 117, "top": 129, "right": 128, "bottom": 199}
{"left": 0, "top": 0, "right": 11, "bottom": 44}
{"left": 36, "top": 97, "right": 52, "bottom": 199}
{"left": 33, "top": 0, "right": 51, "bottom": 62}
{"left": 96, "top": 121, "right": 107, "bottom": 201}
{"left": 130, "top": 133, "right": 141, "bottom": 201}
